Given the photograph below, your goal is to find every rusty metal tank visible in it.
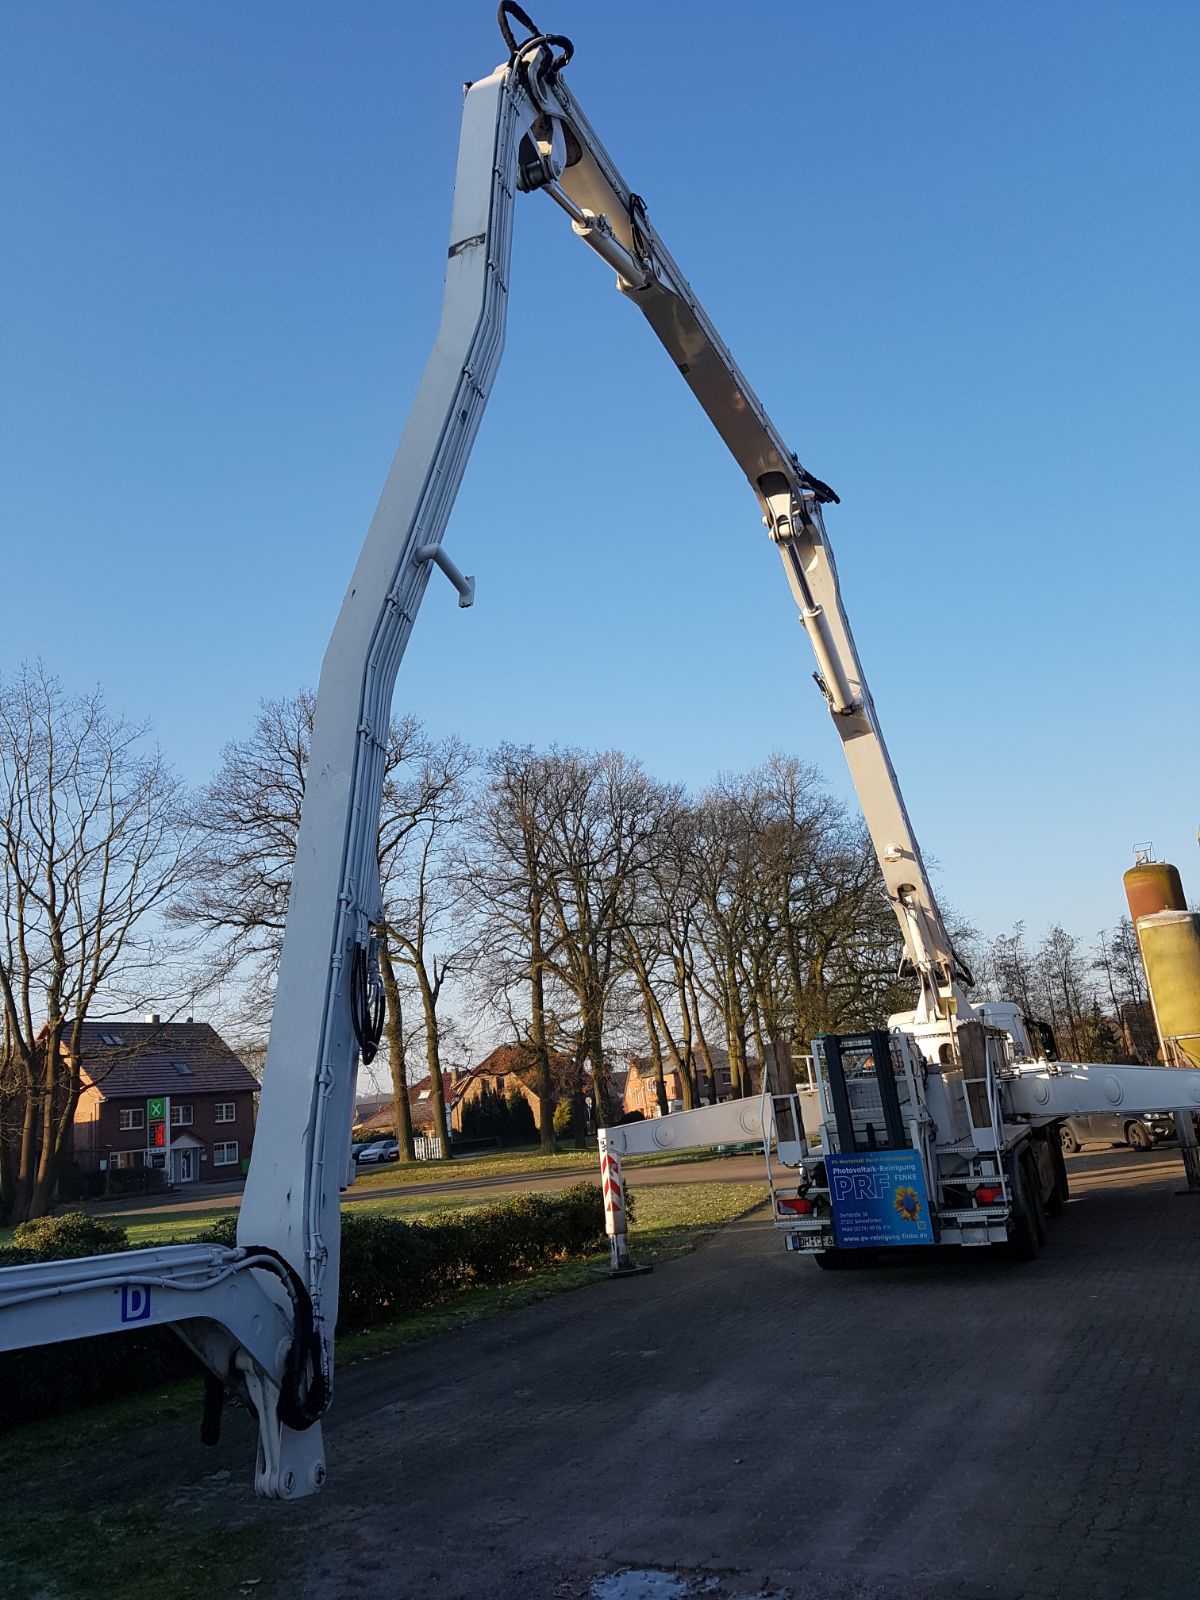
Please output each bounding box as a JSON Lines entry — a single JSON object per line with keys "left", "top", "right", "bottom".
{"left": 1124, "top": 859, "right": 1187, "bottom": 924}
{"left": 1136, "top": 910, "right": 1200, "bottom": 1068}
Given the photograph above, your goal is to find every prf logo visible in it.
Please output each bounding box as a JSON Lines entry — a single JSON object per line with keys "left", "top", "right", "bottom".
{"left": 120, "top": 1285, "right": 152, "bottom": 1323}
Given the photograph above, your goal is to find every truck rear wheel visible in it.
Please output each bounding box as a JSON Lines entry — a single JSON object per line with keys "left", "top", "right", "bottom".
{"left": 1045, "top": 1135, "right": 1069, "bottom": 1216}
{"left": 1024, "top": 1151, "right": 1048, "bottom": 1246}
{"left": 1007, "top": 1153, "right": 1041, "bottom": 1262}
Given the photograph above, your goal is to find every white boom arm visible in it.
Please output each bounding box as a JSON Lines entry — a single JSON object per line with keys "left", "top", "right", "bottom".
{"left": 532, "top": 56, "right": 965, "bottom": 1017}
{"left": 4, "top": 9, "right": 1195, "bottom": 1495}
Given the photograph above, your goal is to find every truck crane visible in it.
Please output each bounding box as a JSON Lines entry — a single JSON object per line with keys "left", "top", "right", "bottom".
{"left": 3, "top": 6, "right": 1200, "bottom": 1496}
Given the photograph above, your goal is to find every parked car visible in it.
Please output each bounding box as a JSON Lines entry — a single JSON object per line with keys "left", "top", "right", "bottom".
{"left": 1058, "top": 1111, "right": 1176, "bottom": 1154}
{"left": 352, "top": 1138, "right": 401, "bottom": 1165}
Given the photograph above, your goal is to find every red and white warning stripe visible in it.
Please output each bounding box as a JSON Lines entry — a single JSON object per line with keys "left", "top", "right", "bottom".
{"left": 600, "top": 1147, "right": 625, "bottom": 1237}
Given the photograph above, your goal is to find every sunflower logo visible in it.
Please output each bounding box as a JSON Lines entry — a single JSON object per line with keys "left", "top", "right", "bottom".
{"left": 893, "top": 1185, "right": 922, "bottom": 1223}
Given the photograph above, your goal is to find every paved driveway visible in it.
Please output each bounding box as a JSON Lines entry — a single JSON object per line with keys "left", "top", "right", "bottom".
{"left": 27, "top": 1145, "right": 1200, "bottom": 1599}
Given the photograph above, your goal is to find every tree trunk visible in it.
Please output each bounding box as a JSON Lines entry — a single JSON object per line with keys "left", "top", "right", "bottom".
{"left": 416, "top": 971, "right": 451, "bottom": 1157}
{"left": 746, "top": 997, "right": 767, "bottom": 1099}
{"left": 588, "top": 1023, "right": 610, "bottom": 1131}
{"left": 675, "top": 959, "right": 695, "bottom": 1104}
{"left": 0, "top": 1089, "right": 12, "bottom": 1221}
{"left": 529, "top": 911, "right": 555, "bottom": 1152}
{"left": 30, "top": 1073, "right": 59, "bottom": 1220}
{"left": 10, "top": 1068, "right": 38, "bottom": 1224}
{"left": 29, "top": 1021, "right": 68, "bottom": 1219}
{"left": 724, "top": 967, "right": 747, "bottom": 1099}
{"left": 379, "top": 938, "right": 416, "bottom": 1161}
{"left": 639, "top": 988, "right": 669, "bottom": 1116}
{"left": 570, "top": 1039, "right": 588, "bottom": 1150}
{"left": 687, "top": 973, "right": 715, "bottom": 1106}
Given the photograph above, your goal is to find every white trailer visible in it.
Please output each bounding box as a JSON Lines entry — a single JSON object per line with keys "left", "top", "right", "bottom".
{"left": 2, "top": 6, "right": 1198, "bottom": 1494}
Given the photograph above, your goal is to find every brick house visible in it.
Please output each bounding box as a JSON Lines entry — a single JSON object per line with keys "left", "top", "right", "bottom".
{"left": 356, "top": 1055, "right": 548, "bottom": 1137}
{"left": 353, "top": 1072, "right": 460, "bottom": 1140}
{"left": 622, "top": 1048, "right": 756, "bottom": 1117}
{"left": 450, "top": 1047, "right": 544, "bottom": 1132}
{"left": 71, "top": 1019, "right": 258, "bottom": 1187}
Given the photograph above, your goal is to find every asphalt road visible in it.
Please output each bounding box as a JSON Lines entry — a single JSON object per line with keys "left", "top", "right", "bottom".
{"left": 27, "top": 1144, "right": 1200, "bottom": 1599}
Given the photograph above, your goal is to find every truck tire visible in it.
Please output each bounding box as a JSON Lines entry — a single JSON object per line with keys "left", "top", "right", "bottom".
{"left": 1007, "top": 1154, "right": 1041, "bottom": 1262}
{"left": 1045, "top": 1135, "right": 1069, "bottom": 1216}
{"left": 1023, "top": 1150, "right": 1048, "bottom": 1246}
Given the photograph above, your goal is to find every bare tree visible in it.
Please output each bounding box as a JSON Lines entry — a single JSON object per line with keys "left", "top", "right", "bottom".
{"left": 538, "top": 751, "right": 675, "bottom": 1131}
{"left": 0, "top": 665, "right": 193, "bottom": 1221}
{"left": 689, "top": 780, "right": 756, "bottom": 1099}
{"left": 1096, "top": 917, "right": 1157, "bottom": 1062}
{"left": 384, "top": 737, "right": 475, "bottom": 1157}
{"left": 377, "top": 939, "right": 417, "bottom": 1158}
{"left": 621, "top": 794, "right": 705, "bottom": 1110}
{"left": 176, "top": 692, "right": 452, "bottom": 1152}
{"left": 171, "top": 692, "right": 313, "bottom": 1019}
{"left": 464, "top": 746, "right": 565, "bottom": 1152}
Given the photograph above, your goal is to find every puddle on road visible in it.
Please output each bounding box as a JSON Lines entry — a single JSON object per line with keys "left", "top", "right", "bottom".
{"left": 591, "top": 1574, "right": 723, "bottom": 1600}
{"left": 591, "top": 1576, "right": 694, "bottom": 1600}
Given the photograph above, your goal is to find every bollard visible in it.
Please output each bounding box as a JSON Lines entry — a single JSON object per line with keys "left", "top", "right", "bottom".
{"left": 595, "top": 1128, "right": 652, "bottom": 1278}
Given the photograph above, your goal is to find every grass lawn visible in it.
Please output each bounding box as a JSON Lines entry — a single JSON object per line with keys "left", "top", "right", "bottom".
{"left": 0, "top": 1145, "right": 758, "bottom": 1244}
{"left": 115, "top": 1170, "right": 767, "bottom": 1247}
{"left": 350, "top": 1140, "right": 753, "bottom": 1190}
{"left": 0, "top": 1502, "right": 283, "bottom": 1600}
{"left": 353, "top": 1144, "right": 600, "bottom": 1186}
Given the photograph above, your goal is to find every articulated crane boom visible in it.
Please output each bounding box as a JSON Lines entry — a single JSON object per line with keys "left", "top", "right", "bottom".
{"left": 535, "top": 45, "right": 968, "bottom": 1027}
{"left": 4, "top": 7, "right": 1200, "bottom": 1493}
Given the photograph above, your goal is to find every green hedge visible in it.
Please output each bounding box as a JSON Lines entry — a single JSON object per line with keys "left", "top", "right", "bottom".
{"left": 0, "top": 1184, "right": 613, "bottom": 1431}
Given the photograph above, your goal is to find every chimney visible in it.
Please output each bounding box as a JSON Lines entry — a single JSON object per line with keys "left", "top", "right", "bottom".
{"left": 146, "top": 1013, "right": 161, "bottom": 1025}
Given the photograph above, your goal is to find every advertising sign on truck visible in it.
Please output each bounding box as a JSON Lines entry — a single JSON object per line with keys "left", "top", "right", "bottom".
{"left": 826, "top": 1150, "right": 934, "bottom": 1249}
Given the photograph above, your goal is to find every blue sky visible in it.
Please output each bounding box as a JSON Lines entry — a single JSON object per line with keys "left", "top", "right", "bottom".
{"left": 2, "top": 0, "right": 1197, "bottom": 951}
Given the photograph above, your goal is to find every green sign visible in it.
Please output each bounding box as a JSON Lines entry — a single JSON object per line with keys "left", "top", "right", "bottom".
{"left": 147, "top": 1097, "right": 165, "bottom": 1121}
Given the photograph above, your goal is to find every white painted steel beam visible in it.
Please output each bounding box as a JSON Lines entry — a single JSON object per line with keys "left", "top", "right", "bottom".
{"left": 1005, "top": 1062, "right": 1200, "bottom": 1121}
{"left": 603, "top": 1099, "right": 774, "bottom": 1158}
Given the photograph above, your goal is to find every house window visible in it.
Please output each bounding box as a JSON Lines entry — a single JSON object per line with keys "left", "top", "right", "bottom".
{"left": 171, "top": 1104, "right": 193, "bottom": 1127}
{"left": 119, "top": 1108, "right": 145, "bottom": 1131}
{"left": 213, "top": 1141, "right": 239, "bottom": 1166}
{"left": 214, "top": 1103, "right": 236, "bottom": 1124}
{"left": 109, "top": 1150, "right": 141, "bottom": 1171}
{"left": 173, "top": 1061, "right": 193, "bottom": 1076}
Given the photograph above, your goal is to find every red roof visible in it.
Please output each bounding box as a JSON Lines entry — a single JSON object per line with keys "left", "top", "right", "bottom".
{"left": 70, "top": 1021, "right": 258, "bottom": 1100}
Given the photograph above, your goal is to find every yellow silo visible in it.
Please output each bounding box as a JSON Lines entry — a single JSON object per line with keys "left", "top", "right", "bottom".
{"left": 1137, "top": 910, "right": 1200, "bottom": 1068}
{"left": 1124, "top": 858, "right": 1187, "bottom": 922}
